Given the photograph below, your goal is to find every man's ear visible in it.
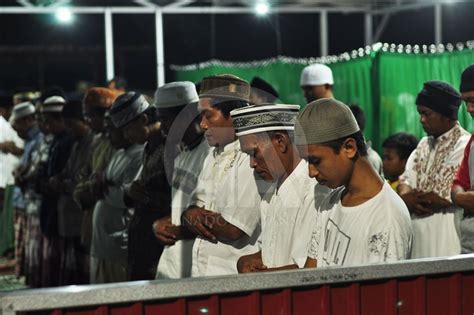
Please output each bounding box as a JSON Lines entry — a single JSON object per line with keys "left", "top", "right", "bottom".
{"left": 342, "top": 138, "right": 357, "bottom": 159}
{"left": 272, "top": 132, "right": 289, "bottom": 153}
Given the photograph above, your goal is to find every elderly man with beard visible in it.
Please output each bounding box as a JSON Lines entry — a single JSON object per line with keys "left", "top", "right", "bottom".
{"left": 231, "top": 103, "right": 329, "bottom": 273}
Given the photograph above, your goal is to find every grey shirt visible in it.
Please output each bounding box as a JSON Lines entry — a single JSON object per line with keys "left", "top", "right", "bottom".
{"left": 91, "top": 143, "right": 144, "bottom": 262}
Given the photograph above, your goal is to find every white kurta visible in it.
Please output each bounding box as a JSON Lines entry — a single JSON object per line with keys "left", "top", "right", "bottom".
{"left": 400, "top": 123, "right": 470, "bottom": 258}
{"left": 156, "top": 140, "right": 211, "bottom": 279}
{"left": 308, "top": 183, "right": 412, "bottom": 267}
{"left": 260, "top": 160, "right": 329, "bottom": 268}
{"left": 190, "top": 140, "right": 264, "bottom": 277}
{"left": 0, "top": 116, "right": 23, "bottom": 188}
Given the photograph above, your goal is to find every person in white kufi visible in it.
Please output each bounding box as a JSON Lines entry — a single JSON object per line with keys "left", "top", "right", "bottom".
{"left": 153, "top": 81, "right": 211, "bottom": 279}
{"left": 231, "top": 103, "right": 330, "bottom": 272}
{"left": 300, "top": 63, "right": 334, "bottom": 103}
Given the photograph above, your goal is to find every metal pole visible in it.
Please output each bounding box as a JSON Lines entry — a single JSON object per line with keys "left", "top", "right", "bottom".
{"left": 320, "top": 10, "right": 328, "bottom": 57}
{"left": 155, "top": 9, "right": 165, "bottom": 86}
{"left": 104, "top": 8, "right": 115, "bottom": 81}
{"left": 434, "top": 3, "right": 442, "bottom": 45}
{"left": 364, "top": 13, "right": 373, "bottom": 46}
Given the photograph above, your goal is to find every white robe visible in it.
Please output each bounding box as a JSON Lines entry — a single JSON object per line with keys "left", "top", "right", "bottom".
{"left": 260, "top": 160, "right": 329, "bottom": 268}
{"left": 190, "top": 140, "right": 265, "bottom": 277}
{"left": 156, "top": 140, "right": 211, "bottom": 279}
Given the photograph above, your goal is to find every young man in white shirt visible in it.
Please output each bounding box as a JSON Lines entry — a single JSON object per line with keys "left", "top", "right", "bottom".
{"left": 295, "top": 98, "right": 412, "bottom": 267}
{"left": 230, "top": 103, "right": 329, "bottom": 272}
{"left": 181, "top": 74, "right": 265, "bottom": 277}
{"left": 399, "top": 81, "right": 470, "bottom": 258}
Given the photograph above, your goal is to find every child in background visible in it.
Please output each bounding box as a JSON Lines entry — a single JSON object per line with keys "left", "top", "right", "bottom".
{"left": 382, "top": 133, "right": 418, "bottom": 191}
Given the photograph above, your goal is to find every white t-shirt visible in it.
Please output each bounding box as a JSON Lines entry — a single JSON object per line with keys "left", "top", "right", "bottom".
{"left": 260, "top": 160, "right": 329, "bottom": 268}
{"left": 190, "top": 140, "right": 264, "bottom": 277}
{"left": 0, "top": 116, "right": 23, "bottom": 188}
{"left": 308, "top": 182, "right": 412, "bottom": 267}
{"left": 156, "top": 140, "right": 211, "bottom": 279}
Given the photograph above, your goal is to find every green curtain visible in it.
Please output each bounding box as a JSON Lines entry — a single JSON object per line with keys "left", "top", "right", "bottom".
{"left": 174, "top": 61, "right": 309, "bottom": 106}
{"left": 376, "top": 50, "right": 474, "bottom": 152}
{"left": 330, "top": 55, "right": 374, "bottom": 144}
{"left": 173, "top": 48, "right": 474, "bottom": 152}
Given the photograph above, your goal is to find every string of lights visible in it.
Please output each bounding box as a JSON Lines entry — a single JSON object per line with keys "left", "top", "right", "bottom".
{"left": 171, "top": 40, "right": 474, "bottom": 71}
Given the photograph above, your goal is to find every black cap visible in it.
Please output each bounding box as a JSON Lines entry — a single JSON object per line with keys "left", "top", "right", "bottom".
{"left": 460, "top": 64, "right": 474, "bottom": 93}
{"left": 415, "top": 80, "right": 461, "bottom": 119}
{"left": 250, "top": 77, "right": 279, "bottom": 99}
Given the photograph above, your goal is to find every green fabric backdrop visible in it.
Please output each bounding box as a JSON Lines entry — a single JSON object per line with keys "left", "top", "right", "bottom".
{"left": 376, "top": 50, "right": 474, "bottom": 152}
{"left": 174, "top": 49, "right": 474, "bottom": 152}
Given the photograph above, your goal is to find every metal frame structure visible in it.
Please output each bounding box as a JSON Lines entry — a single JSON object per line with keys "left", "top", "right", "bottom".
{"left": 0, "top": 0, "right": 455, "bottom": 87}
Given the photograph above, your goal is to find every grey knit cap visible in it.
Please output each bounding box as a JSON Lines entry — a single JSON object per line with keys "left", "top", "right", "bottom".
{"left": 294, "top": 98, "right": 360, "bottom": 145}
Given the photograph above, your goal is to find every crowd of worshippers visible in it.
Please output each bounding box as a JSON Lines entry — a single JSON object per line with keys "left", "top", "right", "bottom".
{"left": 0, "top": 63, "right": 473, "bottom": 288}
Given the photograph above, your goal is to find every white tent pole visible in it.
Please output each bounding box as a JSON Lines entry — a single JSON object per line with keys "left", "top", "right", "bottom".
{"left": 155, "top": 8, "right": 165, "bottom": 86}
{"left": 364, "top": 13, "right": 373, "bottom": 46}
{"left": 320, "top": 10, "right": 328, "bottom": 57}
{"left": 105, "top": 8, "right": 115, "bottom": 81}
{"left": 434, "top": 3, "right": 442, "bottom": 45}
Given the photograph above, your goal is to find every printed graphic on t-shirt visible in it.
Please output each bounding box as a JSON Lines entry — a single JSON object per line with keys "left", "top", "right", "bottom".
{"left": 322, "top": 219, "right": 351, "bottom": 266}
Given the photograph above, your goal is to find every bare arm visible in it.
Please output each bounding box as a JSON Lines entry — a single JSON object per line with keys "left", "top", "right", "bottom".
{"left": 182, "top": 206, "right": 246, "bottom": 243}
{"left": 398, "top": 184, "right": 433, "bottom": 215}
{"left": 452, "top": 185, "right": 474, "bottom": 215}
{"left": 0, "top": 141, "right": 23, "bottom": 156}
{"left": 153, "top": 215, "right": 196, "bottom": 245}
{"left": 237, "top": 251, "right": 264, "bottom": 273}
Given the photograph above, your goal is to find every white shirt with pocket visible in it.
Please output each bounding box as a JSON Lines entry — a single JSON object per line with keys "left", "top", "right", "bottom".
{"left": 190, "top": 140, "right": 264, "bottom": 277}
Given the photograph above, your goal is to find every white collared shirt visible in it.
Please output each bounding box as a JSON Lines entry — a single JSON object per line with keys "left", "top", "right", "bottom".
{"left": 400, "top": 123, "right": 470, "bottom": 258}
{"left": 260, "top": 160, "right": 329, "bottom": 268}
{"left": 190, "top": 140, "right": 264, "bottom": 277}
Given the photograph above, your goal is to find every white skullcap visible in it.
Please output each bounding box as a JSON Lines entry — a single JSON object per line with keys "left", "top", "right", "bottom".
{"left": 300, "top": 64, "right": 334, "bottom": 86}
{"left": 10, "top": 102, "right": 35, "bottom": 123}
{"left": 155, "top": 81, "right": 199, "bottom": 109}
{"left": 41, "top": 96, "right": 67, "bottom": 113}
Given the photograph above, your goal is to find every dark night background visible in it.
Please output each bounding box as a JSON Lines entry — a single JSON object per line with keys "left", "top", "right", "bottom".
{"left": 0, "top": 0, "right": 473, "bottom": 94}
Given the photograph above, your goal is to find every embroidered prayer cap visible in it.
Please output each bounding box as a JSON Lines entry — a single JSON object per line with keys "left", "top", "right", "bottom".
{"left": 83, "top": 87, "right": 118, "bottom": 111}
{"left": 460, "top": 64, "right": 474, "bottom": 93}
{"left": 416, "top": 80, "right": 461, "bottom": 119}
{"left": 199, "top": 74, "right": 250, "bottom": 102}
{"left": 109, "top": 91, "right": 150, "bottom": 128}
{"left": 41, "top": 95, "right": 66, "bottom": 113}
{"left": 230, "top": 103, "right": 300, "bottom": 137}
{"left": 294, "top": 98, "right": 360, "bottom": 145}
{"left": 155, "top": 81, "right": 199, "bottom": 109}
{"left": 300, "top": 64, "right": 334, "bottom": 87}
{"left": 10, "top": 101, "right": 35, "bottom": 123}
